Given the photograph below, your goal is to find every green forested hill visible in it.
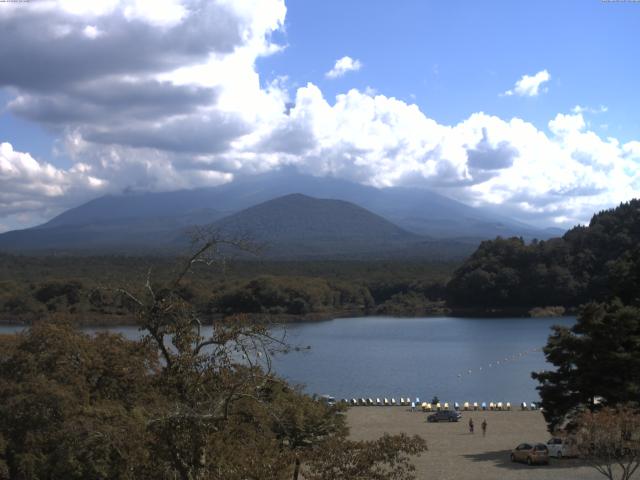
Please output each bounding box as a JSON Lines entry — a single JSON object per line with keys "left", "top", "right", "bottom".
{"left": 446, "top": 199, "right": 640, "bottom": 310}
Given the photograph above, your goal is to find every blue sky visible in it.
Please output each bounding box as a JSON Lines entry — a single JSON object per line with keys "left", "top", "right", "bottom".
{"left": 260, "top": 0, "right": 637, "bottom": 140}
{"left": 0, "top": 0, "right": 638, "bottom": 231}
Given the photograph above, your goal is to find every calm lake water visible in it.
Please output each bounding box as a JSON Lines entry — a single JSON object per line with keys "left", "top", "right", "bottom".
{"left": 0, "top": 316, "right": 574, "bottom": 404}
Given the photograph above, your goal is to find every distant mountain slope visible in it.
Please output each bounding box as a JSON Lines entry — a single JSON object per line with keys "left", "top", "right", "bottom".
{"left": 208, "top": 194, "right": 421, "bottom": 258}
{"left": 0, "top": 208, "right": 225, "bottom": 253}
{"left": 0, "top": 172, "right": 561, "bottom": 257}
{"left": 0, "top": 192, "right": 477, "bottom": 259}
{"left": 36, "top": 171, "right": 557, "bottom": 240}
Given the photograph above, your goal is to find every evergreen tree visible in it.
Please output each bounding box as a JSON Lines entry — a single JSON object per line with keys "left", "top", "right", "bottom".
{"left": 533, "top": 302, "right": 640, "bottom": 431}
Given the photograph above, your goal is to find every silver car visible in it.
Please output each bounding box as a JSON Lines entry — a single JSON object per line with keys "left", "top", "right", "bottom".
{"left": 546, "top": 437, "right": 578, "bottom": 458}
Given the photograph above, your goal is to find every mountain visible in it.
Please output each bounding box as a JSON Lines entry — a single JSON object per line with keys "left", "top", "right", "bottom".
{"left": 0, "top": 171, "right": 561, "bottom": 257}
{"left": 38, "top": 171, "right": 556, "bottom": 238}
{"left": 0, "top": 208, "right": 225, "bottom": 253}
{"left": 206, "top": 194, "right": 423, "bottom": 258}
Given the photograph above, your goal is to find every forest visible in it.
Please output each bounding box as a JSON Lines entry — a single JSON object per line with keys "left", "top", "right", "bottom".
{"left": 0, "top": 255, "right": 453, "bottom": 325}
{"left": 0, "top": 199, "right": 638, "bottom": 324}
{"left": 446, "top": 199, "right": 640, "bottom": 312}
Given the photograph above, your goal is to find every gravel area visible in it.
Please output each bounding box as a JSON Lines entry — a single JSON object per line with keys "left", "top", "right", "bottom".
{"left": 347, "top": 407, "right": 604, "bottom": 480}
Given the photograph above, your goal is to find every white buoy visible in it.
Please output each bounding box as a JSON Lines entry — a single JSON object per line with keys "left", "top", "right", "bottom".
{"left": 376, "top": 398, "right": 382, "bottom": 406}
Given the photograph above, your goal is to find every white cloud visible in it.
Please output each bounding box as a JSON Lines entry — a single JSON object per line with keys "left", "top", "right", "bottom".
{"left": 82, "top": 25, "right": 102, "bottom": 39}
{"left": 249, "top": 86, "right": 639, "bottom": 227}
{"left": 503, "top": 69, "right": 550, "bottom": 97}
{"left": 548, "top": 112, "right": 586, "bottom": 136}
{"left": 325, "top": 56, "right": 362, "bottom": 79}
{"left": 572, "top": 104, "right": 608, "bottom": 114}
{"left": 0, "top": 142, "right": 107, "bottom": 230}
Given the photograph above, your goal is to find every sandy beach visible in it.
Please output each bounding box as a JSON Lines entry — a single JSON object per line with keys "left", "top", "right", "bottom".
{"left": 347, "top": 407, "right": 603, "bottom": 480}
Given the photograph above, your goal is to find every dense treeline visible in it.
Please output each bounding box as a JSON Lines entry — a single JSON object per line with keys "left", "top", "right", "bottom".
{"left": 0, "top": 256, "right": 454, "bottom": 323}
{"left": 447, "top": 200, "right": 640, "bottom": 311}
{"left": 4, "top": 199, "right": 638, "bottom": 322}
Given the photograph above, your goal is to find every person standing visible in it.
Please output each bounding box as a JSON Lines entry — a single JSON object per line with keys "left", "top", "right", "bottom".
{"left": 469, "top": 418, "right": 474, "bottom": 434}
{"left": 481, "top": 419, "right": 487, "bottom": 437}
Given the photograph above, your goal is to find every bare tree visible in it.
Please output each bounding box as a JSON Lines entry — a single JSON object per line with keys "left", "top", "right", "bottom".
{"left": 575, "top": 405, "right": 640, "bottom": 480}
{"left": 113, "top": 231, "right": 427, "bottom": 480}
{"left": 118, "top": 232, "right": 291, "bottom": 480}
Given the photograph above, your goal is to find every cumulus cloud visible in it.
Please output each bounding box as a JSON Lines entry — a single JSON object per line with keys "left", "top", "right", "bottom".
{"left": 0, "top": 0, "right": 287, "bottom": 153}
{"left": 325, "top": 56, "right": 362, "bottom": 79}
{"left": 503, "top": 69, "right": 550, "bottom": 97}
{"left": 0, "top": 1, "right": 638, "bottom": 232}
{"left": 0, "top": 142, "right": 106, "bottom": 228}
{"left": 247, "top": 86, "right": 639, "bottom": 226}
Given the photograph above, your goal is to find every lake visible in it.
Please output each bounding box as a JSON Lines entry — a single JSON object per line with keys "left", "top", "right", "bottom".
{"left": 0, "top": 315, "right": 574, "bottom": 405}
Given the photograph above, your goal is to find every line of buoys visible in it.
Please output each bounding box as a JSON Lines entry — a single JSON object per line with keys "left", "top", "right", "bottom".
{"left": 339, "top": 398, "right": 540, "bottom": 410}
{"left": 456, "top": 347, "right": 543, "bottom": 379}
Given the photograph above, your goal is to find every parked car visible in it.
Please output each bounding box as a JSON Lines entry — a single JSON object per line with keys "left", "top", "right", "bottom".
{"left": 427, "top": 410, "right": 462, "bottom": 422}
{"left": 510, "top": 443, "right": 549, "bottom": 465}
{"left": 318, "top": 395, "right": 336, "bottom": 407}
{"left": 546, "top": 437, "right": 578, "bottom": 458}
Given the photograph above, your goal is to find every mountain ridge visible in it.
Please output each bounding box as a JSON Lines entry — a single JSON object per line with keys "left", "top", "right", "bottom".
{"left": 0, "top": 172, "right": 562, "bottom": 259}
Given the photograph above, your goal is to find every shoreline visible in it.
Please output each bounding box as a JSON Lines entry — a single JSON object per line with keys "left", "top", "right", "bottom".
{"left": 0, "top": 308, "right": 576, "bottom": 328}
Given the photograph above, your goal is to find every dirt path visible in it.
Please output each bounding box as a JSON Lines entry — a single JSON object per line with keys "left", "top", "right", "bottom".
{"left": 347, "top": 408, "right": 603, "bottom": 480}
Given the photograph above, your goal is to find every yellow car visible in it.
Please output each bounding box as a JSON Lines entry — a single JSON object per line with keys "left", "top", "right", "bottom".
{"left": 510, "top": 443, "right": 550, "bottom": 465}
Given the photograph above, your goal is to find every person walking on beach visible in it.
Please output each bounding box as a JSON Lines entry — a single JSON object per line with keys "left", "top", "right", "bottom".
{"left": 481, "top": 419, "right": 487, "bottom": 437}
{"left": 469, "top": 418, "right": 474, "bottom": 434}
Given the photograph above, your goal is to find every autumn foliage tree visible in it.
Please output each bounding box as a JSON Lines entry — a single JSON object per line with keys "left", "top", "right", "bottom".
{"left": 574, "top": 405, "right": 640, "bottom": 480}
